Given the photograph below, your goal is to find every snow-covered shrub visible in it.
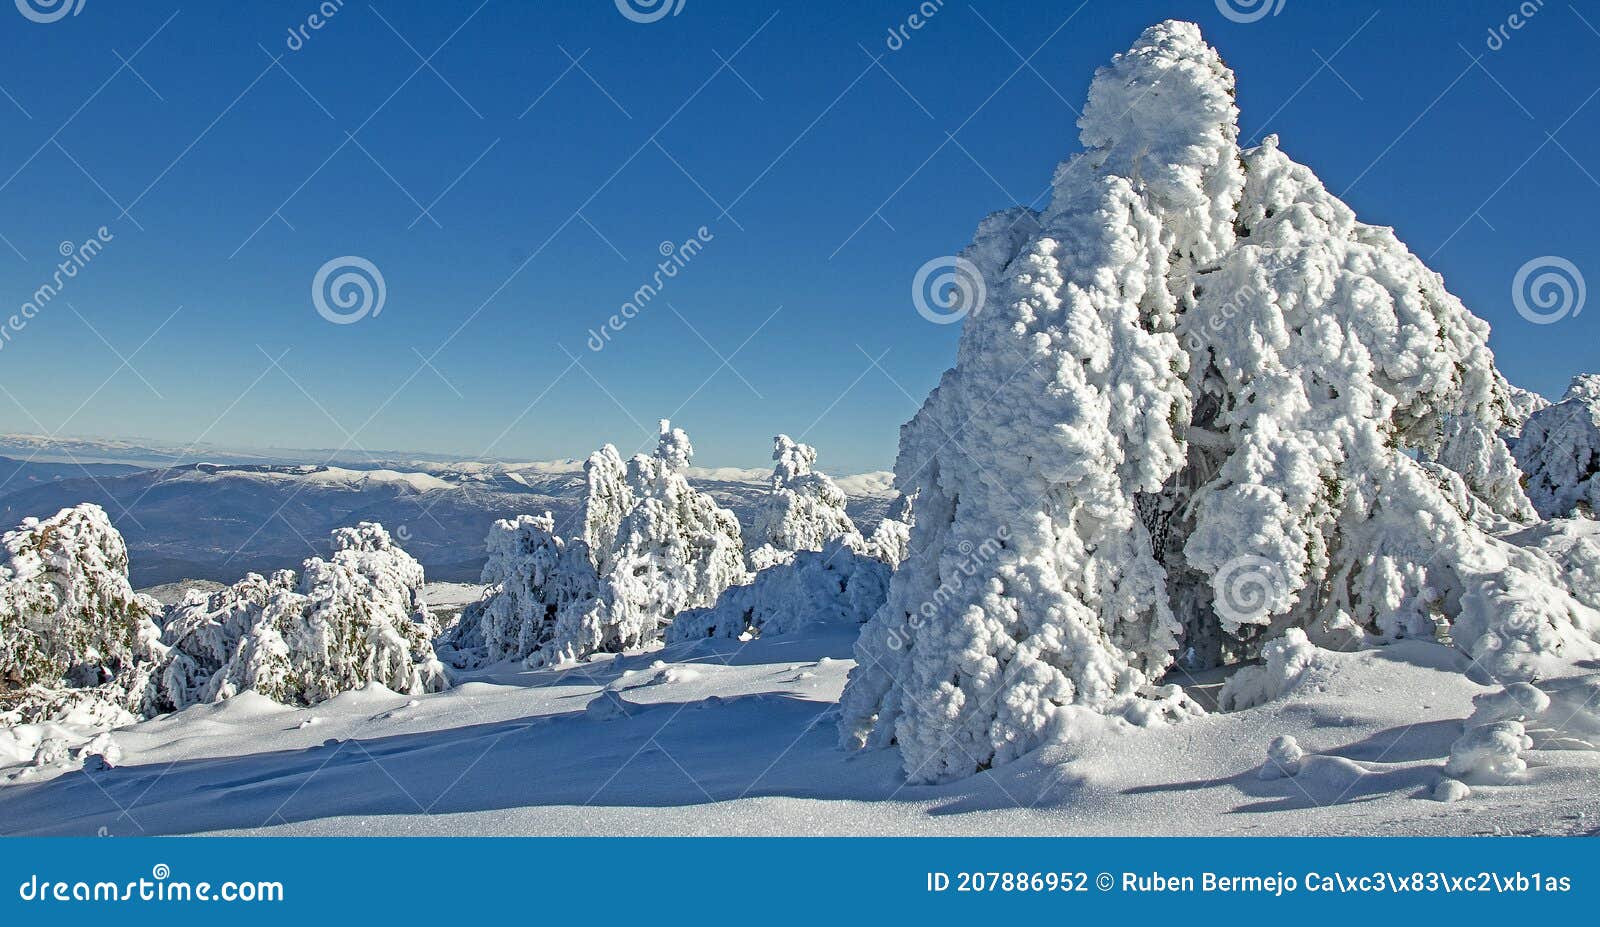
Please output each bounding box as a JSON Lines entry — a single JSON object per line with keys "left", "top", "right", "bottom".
{"left": 585, "top": 421, "right": 751, "bottom": 657}
{"left": 1445, "top": 720, "right": 1533, "bottom": 783}
{"left": 0, "top": 504, "right": 167, "bottom": 726}
{"left": 839, "top": 20, "right": 1596, "bottom": 784}
{"left": 1216, "top": 628, "right": 1322, "bottom": 712}
{"left": 747, "top": 435, "right": 863, "bottom": 569}
{"left": 1514, "top": 374, "right": 1600, "bottom": 518}
{"left": 1257, "top": 734, "right": 1304, "bottom": 780}
{"left": 438, "top": 513, "right": 601, "bottom": 667}
{"left": 161, "top": 522, "right": 447, "bottom": 707}
{"left": 667, "top": 538, "right": 890, "bottom": 642}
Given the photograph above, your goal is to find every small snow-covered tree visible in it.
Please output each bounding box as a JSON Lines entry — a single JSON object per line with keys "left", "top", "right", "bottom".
{"left": 668, "top": 537, "right": 891, "bottom": 642}
{"left": 1514, "top": 375, "right": 1600, "bottom": 519}
{"left": 0, "top": 504, "right": 166, "bottom": 726}
{"left": 459, "top": 421, "right": 752, "bottom": 668}
{"left": 591, "top": 420, "right": 750, "bottom": 653}
{"left": 840, "top": 20, "right": 1600, "bottom": 784}
{"left": 581, "top": 443, "right": 634, "bottom": 575}
{"left": 161, "top": 522, "right": 448, "bottom": 707}
{"left": 438, "top": 513, "right": 601, "bottom": 667}
{"left": 748, "top": 434, "right": 863, "bottom": 569}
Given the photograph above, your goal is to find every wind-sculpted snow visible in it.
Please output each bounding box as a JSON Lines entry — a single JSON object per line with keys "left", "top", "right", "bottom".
{"left": 840, "top": 20, "right": 1600, "bottom": 784}
{"left": 0, "top": 504, "right": 167, "bottom": 727}
{"left": 1514, "top": 374, "right": 1600, "bottom": 519}
{"left": 160, "top": 522, "right": 448, "bottom": 708}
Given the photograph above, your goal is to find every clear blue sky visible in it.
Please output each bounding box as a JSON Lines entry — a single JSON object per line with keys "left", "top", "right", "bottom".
{"left": 1, "top": 0, "right": 1596, "bottom": 474}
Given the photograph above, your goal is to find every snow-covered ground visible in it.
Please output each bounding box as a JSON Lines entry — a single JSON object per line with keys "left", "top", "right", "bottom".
{"left": 2, "top": 626, "right": 1594, "bottom": 837}
{"left": 420, "top": 582, "right": 489, "bottom": 610}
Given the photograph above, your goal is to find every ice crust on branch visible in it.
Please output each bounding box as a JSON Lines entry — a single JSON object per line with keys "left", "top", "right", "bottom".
{"left": 839, "top": 20, "right": 1599, "bottom": 784}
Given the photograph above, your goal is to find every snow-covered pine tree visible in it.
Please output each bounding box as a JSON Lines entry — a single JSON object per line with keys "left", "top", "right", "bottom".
{"left": 161, "top": 522, "right": 448, "bottom": 707}
{"left": 458, "top": 421, "right": 752, "bottom": 667}
{"left": 1513, "top": 374, "right": 1600, "bottom": 519}
{"left": 0, "top": 504, "right": 167, "bottom": 726}
{"left": 581, "top": 443, "right": 634, "bottom": 576}
{"left": 839, "top": 20, "right": 1600, "bottom": 784}
{"left": 592, "top": 420, "right": 750, "bottom": 653}
{"left": 748, "top": 434, "right": 864, "bottom": 570}
{"left": 438, "top": 513, "right": 602, "bottom": 667}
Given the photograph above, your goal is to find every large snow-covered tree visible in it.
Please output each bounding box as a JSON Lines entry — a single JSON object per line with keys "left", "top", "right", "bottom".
{"left": 161, "top": 522, "right": 448, "bottom": 707}
{"left": 748, "top": 434, "right": 864, "bottom": 570}
{"left": 0, "top": 504, "right": 167, "bottom": 726}
{"left": 1514, "top": 374, "right": 1600, "bottom": 519}
{"left": 839, "top": 20, "right": 1600, "bottom": 784}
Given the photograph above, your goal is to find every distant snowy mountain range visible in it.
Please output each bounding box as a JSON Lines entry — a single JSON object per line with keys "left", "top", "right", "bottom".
{"left": 0, "top": 435, "right": 895, "bottom": 587}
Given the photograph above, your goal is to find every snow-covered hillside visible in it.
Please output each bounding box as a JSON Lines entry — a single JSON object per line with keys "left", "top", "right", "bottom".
{"left": 0, "top": 458, "right": 894, "bottom": 587}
